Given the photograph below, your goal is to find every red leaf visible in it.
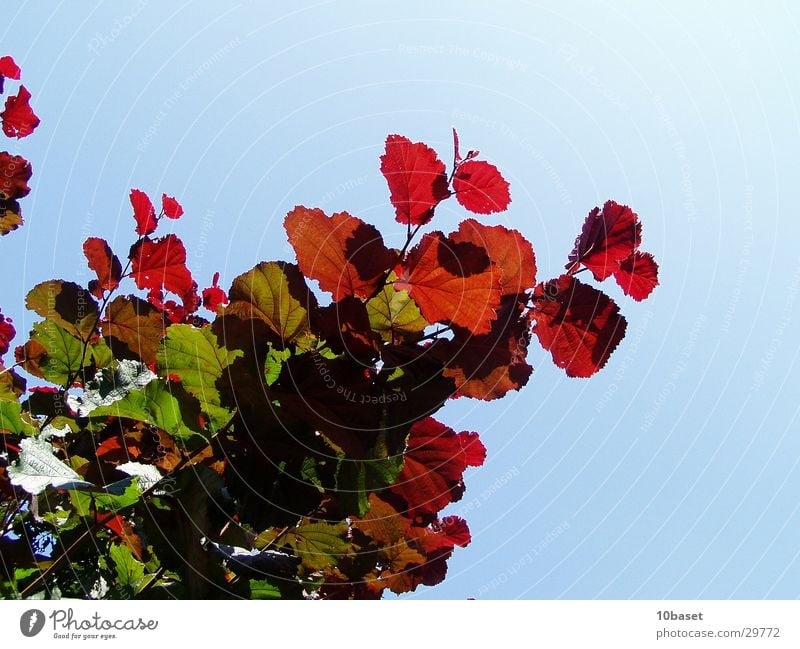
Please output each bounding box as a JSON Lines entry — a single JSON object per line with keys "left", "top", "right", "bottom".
{"left": 389, "top": 417, "right": 485, "bottom": 518}
{"left": 0, "top": 56, "right": 21, "bottom": 93}
{"left": 395, "top": 232, "right": 501, "bottom": 334}
{"left": 161, "top": 193, "right": 183, "bottom": 219}
{"left": 1, "top": 85, "right": 39, "bottom": 139}
{"left": 201, "top": 271, "right": 228, "bottom": 312}
{"left": 450, "top": 219, "right": 536, "bottom": 295}
{"left": 83, "top": 237, "right": 122, "bottom": 299}
{"left": 129, "top": 189, "right": 157, "bottom": 236}
{"left": 380, "top": 134, "right": 450, "bottom": 226}
{"left": 284, "top": 206, "right": 397, "bottom": 300}
{"left": 532, "top": 274, "right": 627, "bottom": 378}
{"left": 567, "top": 200, "right": 641, "bottom": 280}
{"left": 0, "top": 152, "right": 31, "bottom": 200}
{"left": 0, "top": 309, "right": 14, "bottom": 355}
{"left": 412, "top": 516, "right": 472, "bottom": 554}
{"left": 129, "top": 234, "right": 197, "bottom": 311}
{"left": 453, "top": 159, "right": 511, "bottom": 214}
{"left": 614, "top": 251, "right": 659, "bottom": 301}
{"left": 458, "top": 432, "right": 487, "bottom": 467}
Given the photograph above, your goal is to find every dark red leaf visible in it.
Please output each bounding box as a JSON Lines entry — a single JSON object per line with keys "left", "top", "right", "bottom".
{"left": 614, "top": 251, "right": 659, "bottom": 301}
{"left": 313, "top": 296, "right": 381, "bottom": 361}
{"left": 129, "top": 234, "right": 198, "bottom": 312}
{"left": 0, "top": 56, "right": 21, "bottom": 93}
{"left": 567, "top": 200, "right": 641, "bottom": 280}
{"left": 450, "top": 219, "right": 536, "bottom": 295}
{"left": 380, "top": 134, "right": 450, "bottom": 226}
{"left": 434, "top": 295, "right": 533, "bottom": 400}
{"left": 83, "top": 237, "right": 122, "bottom": 299}
{"left": 394, "top": 232, "right": 501, "bottom": 335}
{"left": 284, "top": 206, "right": 397, "bottom": 300}
{"left": 1, "top": 85, "right": 39, "bottom": 139}
{"left": 0, "top": 152, "right": 31, "bottom": 200}
{"left": 389, "top": 417, "right": 485, "bottom": 518}
{"left": 453, "top": 159, "right": 511, "bottom": 214}
{"left": 532, "top": 274, "right": 627, "bottom": 378}
{"left": 0, "top": 309, "right": 14, "bottom": 355}
{"left": 201, "top": 271, "right": 228, "bottom": 313}
{"left": 161, "top": 193, "right": 183, "bottom": 219}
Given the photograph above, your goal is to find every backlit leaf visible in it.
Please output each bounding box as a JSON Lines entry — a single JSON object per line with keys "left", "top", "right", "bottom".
{"left": 532, "top": 274, "right": 627, "bottom": 377}
{"left": 613, "top": 250, "right": 659, "bottom": 301}
{"left": 25, "top": 280, "right": 99, "bottom": 341}
{"left": 380, "top": 134, "right": 450, "bottom": 225}
{"left": 450, "top": 219, "right": 536, "bottom": 295}
{"left": 129, "top": 235, "right": 198, "bottom": 310}
{"left": 283, "top": 520, "right": 350, "bottom": 571}
{"left": 0, "top": 308, "right": 14, "bottom": 355}
{"left": 130, "top": 189, "right": 157, "bottom": 236}
{"left": 394, "top": 231, "right": 501, "bottom": 335}
{"left": 88, "top": 380, "right": 205, "bottom": 440}
{"left": 284, "top": 206, "right": 397, "bottom": 300}
{"left": 83, "top": 238, "right": 122, "bottom": 299}
{"left": 226, "top": 261, "right": 316, "bottom": 343}
{"left": 0, "top": 198, "right": 22, "bottom": 235}
{"left": 0, "top": 152, "right": 31, "bottom": 200}
{"left": 0, "top": 56, "right": 21, "bottom": 92}
{"left": 366, "top": 282, "right": 428, "bottom": 343}
{"left": 435, "top": 294, "right": 533, "bottom": 400}
{"left": 156, "top": 324, "right": 242, "bottom": 431}
{"left": 567, "top": 200, "right": 641, "bottom": 280}
{"left": 388, "top": 417, "right": 485, "bottom": 518}
{"left": 1, "top": 85, "right": 39, "bottom": 138}
{"left": 161, "top": 193, "right": 183, "bottom": 219}
{"left": 101, "top": 295, "right": 166, "bottom": 365}
{"left": 16, "top": 320, "right": 87, "bottom": 384}
{"left": 452, "top": 159, "right": 511, "bottom": 214}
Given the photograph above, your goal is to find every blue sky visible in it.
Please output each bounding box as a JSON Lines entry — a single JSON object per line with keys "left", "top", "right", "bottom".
{"left": 2, "top": 1, "right": 799, "bottom": 599}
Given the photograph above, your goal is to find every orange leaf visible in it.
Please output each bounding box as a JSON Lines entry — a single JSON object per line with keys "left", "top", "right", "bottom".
{"left": 394, "top": 232, "right": 501, "bottom": 335}
{"left": 284, "top": 206, "right": 397, "bottom": 300}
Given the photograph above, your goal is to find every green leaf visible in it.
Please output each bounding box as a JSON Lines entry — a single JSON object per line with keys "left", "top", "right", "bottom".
{"left": 367, "top": 282, "right": 428, "bottom": 343}
{"left": 109, "top": 543, "right": 145, "bottom": 590}
{"left": 225, "top": 261, "right": 317, "bottom": 342}
{"left": 22, "top": 320, "right": 87, "bottom": 384}
{"left": 25, "top": 280, "right": 99, "bottom": 341}
{"left": 69, "top": 478, "right": 142, "bottom": 514}
{"left": 249, "top": 578, "right": 282, "bottom": 599}
{"left": 335, "top": 453, "right": 404, "bottom": 517}
{"left": 284, "top": 520, "right": 350, "bottom": 571}
{"left": 87, "top": 380, "right": 205, "bottom": 440}
{"left": 76, "top": 359, "right": 156, "bottom": 417}
{"left": 156, "top": 325, "right": 242, "bottom": 431}
{"left": 264, "top": 343, "right": 292, "bottom": 386}
{"left": 0, "top": 366, "right": 35, "bottom": 435}
{"left": 90, "top": 337, "right": 115, "bottom": 369}
{"left": 0, "top": 401, "right": 36, "bottom": 436}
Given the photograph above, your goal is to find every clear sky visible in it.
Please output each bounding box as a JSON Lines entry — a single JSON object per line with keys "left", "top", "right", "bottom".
{"left": 2, "top": 1, "right": 799, "bottom": 599}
